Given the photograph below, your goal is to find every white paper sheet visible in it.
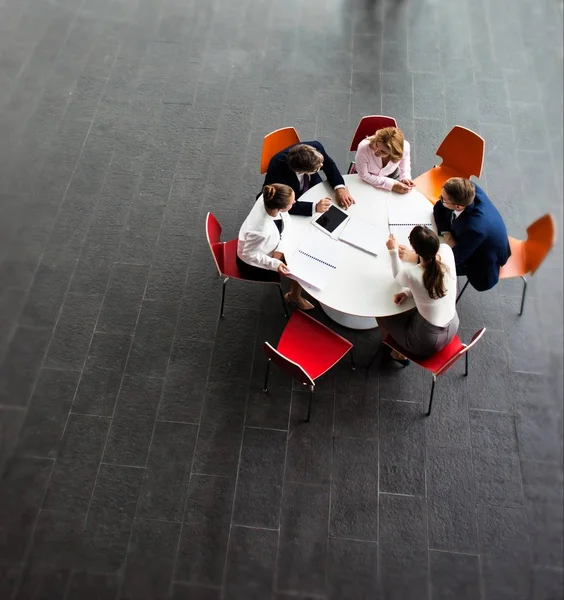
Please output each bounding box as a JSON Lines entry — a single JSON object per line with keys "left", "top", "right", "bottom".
{"left": 386, "top": 195, "right": 433, "bottom": 226}
{"left": 287, "top": 229, "right": 343, "bottom": 290}
{"left": 389, "top": 223, "right": 434, "bottom": 248}
{"left": 338, "top": 218, "right": 382, "bottom": 256}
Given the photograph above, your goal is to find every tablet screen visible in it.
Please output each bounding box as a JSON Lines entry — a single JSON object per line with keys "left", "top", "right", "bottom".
{"left": 315, "top": 205, "right": 349, "bottom": 233}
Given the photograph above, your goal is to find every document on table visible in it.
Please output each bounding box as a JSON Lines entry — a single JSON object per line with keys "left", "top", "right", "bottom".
{"left": 386, "top": 195, "right": 434, "bottom": 247}
{"left": 389, "top": 223, "right": 433, "bottom": 248}
{"left": 338, "top": 217, "right": 381, "bottom": 256}
{"left": 287, "top": 229, "right": 343, "bottom": 290}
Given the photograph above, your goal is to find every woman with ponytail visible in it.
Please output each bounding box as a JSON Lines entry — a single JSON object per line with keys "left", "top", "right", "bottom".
{"left": 237, "top": 183, "right": 314, "bottom": 310}
{"left": 376, "top": 226, "right": 459, "bottom": 365}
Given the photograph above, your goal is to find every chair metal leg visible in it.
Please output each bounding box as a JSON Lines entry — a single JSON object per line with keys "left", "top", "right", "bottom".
{"left": 347, "top": 161, "right": 354, "bottom": 174}
{"left": 519, "top": 276, "right": 527, "bottom": 316}
{"left": 456, "top": 279, "right": 470, "bottom": 303}
{"left": 305, "top": 385, "right": 314, "bottom": 423}
{"left": 426, "top": 375, "right": 437, "bottom": 417}
{"left": 350, "top": 349, "right": 356, "bottom": 370}
{"left": 220, "top": 277, "right": 229, "bottom": 318}
{"left": 263, "top": 359, "right": 271, "bottom": 392}
{"left": 277, "top": 283, "right": 288, "bottom": 318}
{"left": 465, "top": 351, "right": 469, "bottom": 377}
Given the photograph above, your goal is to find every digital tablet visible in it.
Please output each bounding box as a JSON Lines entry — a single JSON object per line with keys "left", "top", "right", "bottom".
{"left": 312, "top": 205, "right": 350, "bottom": 237}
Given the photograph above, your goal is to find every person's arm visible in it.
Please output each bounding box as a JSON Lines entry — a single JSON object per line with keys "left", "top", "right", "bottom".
{"left": 451, "top": 227, "right": 486, "bottom": 265}
{"left": 355, "top": 143, "right": 396, "bottom": 191}
{"left": 289, "top": 201, "right": 315, "bottom": 216}
{"left": 433, "top": 201, "right": 452, "bottom": 233}
{"left": 398, "top": 140, "right": 412, "bottom": 181}
{"left": 389, "top": 249, "right": 413, "bottom": 296}
{"left": 314, "top": 142, "right": 345, "bottom": 188}
{"left": 239, "top": 231, "right": 282, "bottom": 271}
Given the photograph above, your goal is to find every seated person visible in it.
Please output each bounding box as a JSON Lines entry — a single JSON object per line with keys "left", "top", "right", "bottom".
{"left": 262, "top": 141, "right": 355, "bottom": 216}
{"left": 354, "top": 126, "right": 415, "bottom": 194}
{"left": 237, "top": 183, "right": 314, "bottom": 310}
{"left": 400, "top": 177, "right": 510, "bottom": 292}
{"left": 377, "top": 227, "right": 459, "bottom": 364}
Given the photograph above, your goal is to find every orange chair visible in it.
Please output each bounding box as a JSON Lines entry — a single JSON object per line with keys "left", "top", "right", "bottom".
{"left": 413, "top": 126, "right": 485, "bottom": 204}
{"left": 348, "top": 115, "right": 398, "bottom": 173}
{"left": 370, "top": 329, "right": 486, "bottom": 416}
{"left": 206, "top": 212, "right": 287, "bottom": 319}
{"left": 458, "top": 214, "right": 556, "bottom": 314}
{"left": 263, "top": 311, "right": 354, "bottom": 422}
{"left": 260, "top": 127, "right": 300, "bottom": 174}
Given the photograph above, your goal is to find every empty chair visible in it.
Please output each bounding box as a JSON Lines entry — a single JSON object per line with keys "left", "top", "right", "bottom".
{"left": 206, "top": 212, "right": 287, "bottom": 319}
{"left": 263, "top": 310, "right": 354, "bottom": 422}
{"left": 260, "top": 127, "right": 300, "bottom": 174}
{"left": 369, "top": 329, "right": 486, "bottom": 416}
{"left": 348, "top": 115, "right": 398, "bottom": 173}
{"left": 458, "top": 213, "right": 556, "bottom": 314}
{"left": 414, "top": 126, "right": 485, "bottom": 204}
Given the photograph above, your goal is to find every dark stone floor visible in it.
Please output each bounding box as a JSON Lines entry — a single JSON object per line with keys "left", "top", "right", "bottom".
{"left": 0, "top": 0, "right": 562, "bottom": 598}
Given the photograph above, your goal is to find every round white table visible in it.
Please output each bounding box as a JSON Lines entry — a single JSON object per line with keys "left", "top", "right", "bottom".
{"left": 285, "top": 174, "right": 435, "bottom": 330}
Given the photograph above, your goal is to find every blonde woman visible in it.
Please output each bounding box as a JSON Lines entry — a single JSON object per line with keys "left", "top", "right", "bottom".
{"left": 354, "top": 126, "right": 415, "bottom": 194}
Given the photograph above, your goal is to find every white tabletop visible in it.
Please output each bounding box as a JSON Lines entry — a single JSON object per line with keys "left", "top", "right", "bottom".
{"left": 285, "top": 174, "right": 435, "bottom": 318}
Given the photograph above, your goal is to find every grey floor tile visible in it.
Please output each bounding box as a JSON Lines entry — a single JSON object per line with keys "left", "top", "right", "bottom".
{"left": 232, "top": 427, "right": 286, "bottom": 529}
{"left": 429, "top": 551, "right": 481, "bottom": 600}
{"left": 73, "top": 367, "right": 122, "bottom": 418}
{"left": 16, "top": 369, "right": 79, "bottom": 459}
{"left": 224, "top": 525, "right": 278, "bottom": 600}
{"left": 121, "top": 519, "right": 181, "bottom": 600}
{"left": 171, "top": 584, "right": 222, "bottom": 600}
{"left": 0, "top": 406, "right": 25, "bottom": 471}
{"left": 330, "top": 437, "right": 378, "bottom": 541}
{"left": 379, "top": 399, "right": 426, "bottom": 495}
{"left": 86, "top": 333, "right": 132, "bottom": 373}
{"left": 66, "top": 571, "right": 120, "bottom": 600}
{"left": 327, "top": 537, "right": 378, "bottom": 600}
{"left": 176, "top": 475, "right": 235, "bottom": 587}
{"left": 277, "top": 483, "right": 329, "bottom": 596}
{"left": 137, "top": 421, "right": 197, "bottom": 521}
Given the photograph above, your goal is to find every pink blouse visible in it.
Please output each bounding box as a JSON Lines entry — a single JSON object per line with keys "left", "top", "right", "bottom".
{"left": 354, "top": 138, "right": 412, "bottom": 191}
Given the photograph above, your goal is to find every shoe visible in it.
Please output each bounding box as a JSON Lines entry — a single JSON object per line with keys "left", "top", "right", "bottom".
{"left": 284, "top": 292, "right": 314, "bottom": 311}
{"left": 382, "top": 344, "right": 410, "bottom": 367}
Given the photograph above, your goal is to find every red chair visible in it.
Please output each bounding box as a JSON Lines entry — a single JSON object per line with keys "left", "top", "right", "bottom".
{"left": 370, "top": 329, "right": 486, "bottom": 416}
{"left": 263, "top": 311, "right": 354, "bottom": 422}
{"left": 206, "top": 212, "right": 287, "bottom": 319}
{"left": 348, "top": 115, "right": 398, "bottom": 174}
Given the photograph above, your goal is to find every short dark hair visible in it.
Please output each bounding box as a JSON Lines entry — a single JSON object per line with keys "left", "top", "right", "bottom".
{"left": 442, "top": 178, "right": 476, "bottom": 207}
{"left": 286, "top": 144, "right": 323, "bottom": 173}
{"left": 262, "top": 183, "right": 294, "bottom": 210}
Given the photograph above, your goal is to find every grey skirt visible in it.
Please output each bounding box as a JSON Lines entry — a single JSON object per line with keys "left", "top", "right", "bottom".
{"left": 377, "top": 309, "right": 460, "bottom": 358}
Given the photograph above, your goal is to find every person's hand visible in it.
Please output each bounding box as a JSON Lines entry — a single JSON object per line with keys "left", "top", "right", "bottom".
{"left": 394, "top": 292, "right": 409, "bottom": 305}
{"left": 442, "top": 232, "right": 455, "bottom": 247}
{"left": 315, "top": 197, "right": 331, "bottom": 213}
{"left": 335, "top": 187, "right": 355, "bottom": 209}
{"left": 392, "top": 181, "right": 410, "bottom": 194}
{"left": 386, "top": 234, "right": 398, "bottom": 250}
{"left": 398, "top": 245, "right": 418, "bottom": 263}
{"left": 277, "top": 262, "right": 290, "bottom": 275}
{"left": 400, "top": 178, "right": 416, "bottom": 188}
{"left": 272, "top": 251, "right": 284, "bottom": 260}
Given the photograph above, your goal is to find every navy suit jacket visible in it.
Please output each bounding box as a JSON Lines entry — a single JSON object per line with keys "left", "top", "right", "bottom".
{"left": 261, "top": 140, "right": 346, "bottom": 216}
{"left": 433, "top": 184, "right": 511, "bottom": 292}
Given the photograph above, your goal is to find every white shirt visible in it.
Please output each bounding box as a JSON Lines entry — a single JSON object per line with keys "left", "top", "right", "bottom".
{"left": 295, "top": 173, "right": 345, "bottom": 215}
{"left": 237, "top": 198, "right": 292, "bottom": 271}
{"left": 354, "top": 138, "right": 412, "bottom": 191}
{"left": 389, "top": 243, "right": 457, "bottom": 327}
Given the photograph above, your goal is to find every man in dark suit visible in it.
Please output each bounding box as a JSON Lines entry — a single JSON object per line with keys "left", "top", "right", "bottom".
{"left": 262, "top": 141, "right": 355, "bottom": 217}
{"left": 400, "top": 177, "right": 511, "bottom": 291}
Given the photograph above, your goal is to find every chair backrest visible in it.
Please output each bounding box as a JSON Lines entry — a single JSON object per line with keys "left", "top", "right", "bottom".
{"left": 524, "top": 213, "right": 556, "bottom": 275}
{"left": 205, "top": 212, "right": 225, "bottom": 276}
{"left": 263, "top": 342, "right": 315, "bottom": 387}
{"left": 435, "top": 328, "right": 486, "bottom": 377}
{"left": 260, "top": 127, "right": 300, "bottom": 174}
{"left": 436, "top": 126, "right": 485, "bottom": 179}
{"left": 349, "top": 115, "right": 399, "bottom": 151}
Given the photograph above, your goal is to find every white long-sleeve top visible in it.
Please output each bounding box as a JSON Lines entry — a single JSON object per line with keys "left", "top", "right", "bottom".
{"left": 355, "top": 138, "right": 412, "bottom": 191}
{"left": 237, "top": 198, "right": 292, "bottom": 271}
{"left": 389, "top": 243, "right": 457, "bottom": 327}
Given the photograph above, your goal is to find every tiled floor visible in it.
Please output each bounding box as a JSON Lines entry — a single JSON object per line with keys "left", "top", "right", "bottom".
{"left": 0, "top": 0, "right": 562, "bottom": 598}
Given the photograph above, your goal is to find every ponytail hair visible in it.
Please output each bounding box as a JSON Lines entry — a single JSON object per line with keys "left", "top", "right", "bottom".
{"left": 408, "top": 226, "right": 447, "bottom": 300}
{"left": 262, "top": 183, "right": 294, "bottom": 210}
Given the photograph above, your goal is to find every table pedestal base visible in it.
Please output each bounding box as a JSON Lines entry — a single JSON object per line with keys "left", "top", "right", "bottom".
{"left": 320, "top": 304, "right": 379, "bottom": 330}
